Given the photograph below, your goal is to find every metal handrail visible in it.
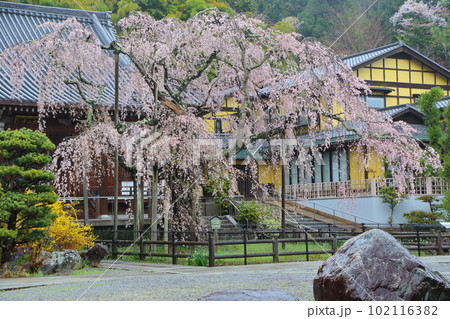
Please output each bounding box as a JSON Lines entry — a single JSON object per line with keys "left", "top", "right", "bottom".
{"left": 298, "top": 201, "right": 379, "bottom": 224}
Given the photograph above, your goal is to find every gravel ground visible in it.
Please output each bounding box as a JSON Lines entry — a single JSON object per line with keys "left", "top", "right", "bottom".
{"left": 1, "top": 257, "right": 449, "bottom": 301}
{"left": 0, "top": 261, "right": 320, "bottom": 301}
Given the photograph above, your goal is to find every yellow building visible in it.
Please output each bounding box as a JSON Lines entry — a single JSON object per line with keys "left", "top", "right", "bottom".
{"left": 211, "top": 42, "right": 450, "bottom": 198}
{"left": 344, "top": 41, "right": 450, "bottom": 107}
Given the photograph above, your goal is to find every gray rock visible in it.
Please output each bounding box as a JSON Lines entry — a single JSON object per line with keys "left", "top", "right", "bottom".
{"left": 314, "top": 229, "right": 450, "bottom": 301}
{"left": 1, "top": 262, "right": 31, "bottom": 275}
{"left": 199, "top": 289, "right": 298, "bottom": 301}
{"left": 81, "top": 244, "right": 109, "bottom": 268}
{"left": 41, "top": 250, "right": 84, "bottom": 275}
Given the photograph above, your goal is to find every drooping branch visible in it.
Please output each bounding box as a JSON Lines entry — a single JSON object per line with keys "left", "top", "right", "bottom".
{"left": 173, "top": 50, "right": 219, "bottom": 100}
{"left": 103, "top": 41, "right": 186, "bottom": 116}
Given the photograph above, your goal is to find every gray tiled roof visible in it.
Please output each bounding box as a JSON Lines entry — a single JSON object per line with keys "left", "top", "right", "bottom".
{"left": 342, "top": 42, "right": 404, "bottom": 69}
{"left": 0, "top": 1, "right": 115, "bottom": 50}
{"left": 0, "top": 1, "right": 117, "bottom": 106}
{"left": 342, "top": 41, "right": 450, "bottom": 77}
{"left": 436, "top": 96, "right": 450, "bottom": 109}
{"left": 378, "top": 103, "right": 423, "bottom": 117}
{"left": 379, "top": 96, "right": 449, "bottom": 116}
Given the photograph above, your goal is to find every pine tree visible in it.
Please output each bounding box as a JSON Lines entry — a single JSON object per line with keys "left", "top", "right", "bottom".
{"left": 0, "top": 129, "right": 58, "bottom": 265}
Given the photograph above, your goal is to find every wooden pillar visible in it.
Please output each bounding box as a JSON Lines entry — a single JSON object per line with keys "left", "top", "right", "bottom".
{"left": 113, "top": 49, "right": 120, "bottom": 248}
{"left": 281, "top": 135, "right": 286, "bottom": 249}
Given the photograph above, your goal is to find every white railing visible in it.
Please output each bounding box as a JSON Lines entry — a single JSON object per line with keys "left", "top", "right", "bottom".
{"left": 298, "top": 201, "right": 380, "bottom": 225}
{"left": 285, "top": 177, "right": 450, "bottom": 200}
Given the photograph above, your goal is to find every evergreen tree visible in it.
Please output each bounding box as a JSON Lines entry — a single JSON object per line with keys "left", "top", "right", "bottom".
{"left": 379, "top": 186, "right": 408, "bottom": 223}
{"left": 0, "top": 129, "right": 58, "bottom": 265}
{"left": 417, "top": 88, "right": 450, "bottom": 220}
{"left": 418, "top": 87, "right": 445, "bottom": 151}
{"left": 229, "top": 0, "right": 255, "bottom": 13}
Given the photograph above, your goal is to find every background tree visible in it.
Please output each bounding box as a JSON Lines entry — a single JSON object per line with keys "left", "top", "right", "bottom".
{"left": 440, "top": 99, "right": 450, "bottom": 181}
{"left": 416, "top": 195, "right": 443, "bottom": 214}
{"left": 0, "top": 10, "right": 441, "bottom": 236}
{"left": 443, "top": 191, "right": 450, "bottom": 220}
{"left": 417, "top": 87, "right": 446, "bottom": 151}
{"left": 417, "top": 88, "right": 450, "bottom": 220}
{"left": 324, "top": 0, "right": 392, "bottom": 56}
{"left": 390, "top": 0, "right": 449, "bottom": 68}
{"left": 228, "top": 0, "right": 255, "bottom": 13}
{"left": 379, "top": 186, "right": 408, "bottom": 223}
{"left": 0, "top": 129, "right": 58, "bottom": 265}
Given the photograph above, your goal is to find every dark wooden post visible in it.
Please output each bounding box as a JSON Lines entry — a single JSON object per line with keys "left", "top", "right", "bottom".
{"left": 172, "top": 231, "right": 177, "bottom": 265}
{"left": 332, "top": 234, "right": 337, "bottom": 253}
{"left": 416, "top": 227, "right": 421, "bottom": 257}
{"left": 305, "top": 230, "right": 309, "bottom": 261}
{"left": 139, "top": 230, "right": 145, "bottom": 260}
{"left": 243, "top": 229, "right": 248, "bottom": 265}
{"left": 112, "top": 229, "right": 117, "bottom": 259}
{"left": 208, "top": 231, "right": 215, "bottom": 267}
{"left": 273, "top": 237, "right": 279, "bottom": 263}
{"left": 437, "top": 231, "right": 443, "bottom": 256}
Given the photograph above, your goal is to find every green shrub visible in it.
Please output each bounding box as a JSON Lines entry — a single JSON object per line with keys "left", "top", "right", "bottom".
{"left": 205, "top": 175, "right": 231, "bottom": 213}
{"left": 236, "top": 201, "right": 280, "bottom": 229}
{"left": 403, "top": 210, "right": 442, "bottom": 224}
{"left": 442, "top": 190, "right": 450, "bottom": 221}
{"left": 187, "top": 251, "right": 208, "bottom": 267}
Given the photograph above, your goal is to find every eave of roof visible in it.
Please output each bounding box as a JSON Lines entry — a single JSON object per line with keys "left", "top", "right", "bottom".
{"left": 436, "top": 96, "right": 450, "bottom": 109}
{"left": 378, "top": 103, "right": 424, "bottom": 119}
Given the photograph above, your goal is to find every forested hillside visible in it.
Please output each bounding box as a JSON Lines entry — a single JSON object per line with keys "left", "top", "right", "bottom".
{"left": 4, "top": 0, "right": 449, "bottom": 65}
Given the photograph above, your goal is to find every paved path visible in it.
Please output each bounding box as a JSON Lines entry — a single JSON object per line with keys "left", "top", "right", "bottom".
{"left": 1, "top": 256, "right": 449, "bottom": 301}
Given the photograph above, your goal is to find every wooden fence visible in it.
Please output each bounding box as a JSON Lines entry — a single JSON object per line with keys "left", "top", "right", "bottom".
{"left": 94, "top": 226, "right": 450, "bottom": 267}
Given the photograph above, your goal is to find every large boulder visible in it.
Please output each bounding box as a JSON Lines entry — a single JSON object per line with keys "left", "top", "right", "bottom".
{"left": 314, "top": 229, "right": 450, "bottom": 301}
{"left": 41, "top": 250, "right": 84, "bottom": 275}
{"left": 199, "top": 289, "right": 298, "bottom": 301}
{"left": 81, "top": 244, "right": 109, "bottom": 268}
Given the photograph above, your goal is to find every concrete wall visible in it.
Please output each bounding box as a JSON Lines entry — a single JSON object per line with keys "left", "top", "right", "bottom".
{"left": 296, "top": 195, "right": 443, "bottom": 224}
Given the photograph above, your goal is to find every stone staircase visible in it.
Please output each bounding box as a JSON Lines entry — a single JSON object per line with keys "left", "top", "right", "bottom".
{"left": 202, "top": 200, "right": 363, "bottom": 235}
{"left": 265, "top": 200, "right": 361, "bottom": 232}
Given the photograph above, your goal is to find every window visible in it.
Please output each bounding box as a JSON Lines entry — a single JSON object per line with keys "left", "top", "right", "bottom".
{"left": 311, "top": 149, "right": 348, "bottom": 183}
{"left": 214, "top": 119, "right": 222, "bottom": 133}
{"left": 365, "top": 96, "right": 385, "bottom": 109}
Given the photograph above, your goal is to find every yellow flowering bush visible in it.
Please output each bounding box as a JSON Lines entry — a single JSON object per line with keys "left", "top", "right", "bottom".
{"left": 46, "top": 201, "right": 96, "bottom": 251}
